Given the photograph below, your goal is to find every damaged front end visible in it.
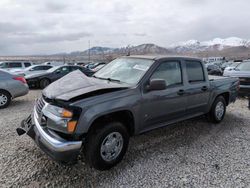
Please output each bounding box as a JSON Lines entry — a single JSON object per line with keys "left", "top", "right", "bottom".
{"left": 16, "top": 97, "right": 82, "bottom": 164}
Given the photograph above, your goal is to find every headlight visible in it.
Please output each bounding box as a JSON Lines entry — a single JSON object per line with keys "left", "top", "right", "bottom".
{"left": 46, "top": 104, "right": 73, "bottom": 118}
{"left": 45, "top": 104, "right": 79, "bottom": 133}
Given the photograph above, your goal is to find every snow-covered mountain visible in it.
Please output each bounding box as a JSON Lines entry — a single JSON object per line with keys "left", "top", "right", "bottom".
{"left": 69, "top": 44, "right": 171, "bottom": 56}
{"left": 171, "top": 37, "right": 250, "bottom": 53}
{"left": 53, "top": 37, "right": 250, "bottom": 59}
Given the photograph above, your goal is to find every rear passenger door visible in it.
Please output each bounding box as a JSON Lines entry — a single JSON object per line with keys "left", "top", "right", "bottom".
{"left": 184, "top": 60, "right": 210, "bottom": 115}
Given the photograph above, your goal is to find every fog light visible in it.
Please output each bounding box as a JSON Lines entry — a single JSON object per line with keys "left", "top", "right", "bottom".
{"left": 67, "top": 121, "right": 77, "bottom": 133}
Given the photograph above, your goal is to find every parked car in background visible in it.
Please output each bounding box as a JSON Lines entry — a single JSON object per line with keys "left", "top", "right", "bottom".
{"left": 18, "top": 56, "right": 239, "bottom": 170}
{"left": 0, "top": 70, "right": 29, "bottom": 109}
{"left": 206, "top": 64, "right": 223, "bottom": 75}
{"left": 11, "top": 65, "right": 53, "bottom": 76}
{"left": 0, "top": 61, "right": 32, "bottom": 72}
{"left": 224, "top": 61, "right": 250, "bottom": 96}
{"left": 25, "top": 65, "right": 94, "bottom": 89}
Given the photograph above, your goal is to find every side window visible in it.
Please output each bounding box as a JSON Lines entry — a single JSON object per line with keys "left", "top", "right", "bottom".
{"left": 9, "top": 63, "right": 22, "bottom": 68}
{"left": 43, "top": 66, "right": 52, "bottom": 70}
{"left": 151, "top": 61, "right": 182, "bottom": 87}
{"left": 186, "top": 61, "right": 205, "bottom": 83}
{"left": 24, "top": 62, "right": 31, "bottom": 67}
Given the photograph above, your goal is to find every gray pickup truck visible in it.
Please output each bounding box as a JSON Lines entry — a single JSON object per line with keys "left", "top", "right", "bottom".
{"left": 17, "top": 56, "right": 239, "bottom": 170}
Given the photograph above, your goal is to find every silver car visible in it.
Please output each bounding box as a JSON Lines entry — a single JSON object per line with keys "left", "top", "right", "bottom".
{"left": 223, "top": 61, "right": 250, "bottom": 96}
{"left": 0, "top": 70, "right": 29, "bottom": 109}
{"left": 10, "top": 65, "right": 53, "bottom": 76}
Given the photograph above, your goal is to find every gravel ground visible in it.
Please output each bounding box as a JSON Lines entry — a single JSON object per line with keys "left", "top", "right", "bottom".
{"left": 0, "top": 90, "right": 250, "bottom": 188}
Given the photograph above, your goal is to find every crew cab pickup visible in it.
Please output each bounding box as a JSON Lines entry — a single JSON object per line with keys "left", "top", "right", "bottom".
{"left": 17, "top": 56, "right": 239, "bottom": 170}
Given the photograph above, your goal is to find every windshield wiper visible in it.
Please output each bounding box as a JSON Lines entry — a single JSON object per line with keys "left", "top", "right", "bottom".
{"left": 93, "top": 75, "right": 120, "bottom": 83}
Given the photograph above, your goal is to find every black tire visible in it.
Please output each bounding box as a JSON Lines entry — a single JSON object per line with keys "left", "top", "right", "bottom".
{"left": 84, "top": 122, "right": 129, "bottom": 171}
{"left": 0, "top": 90, "right": 11, "bottom": 109}
{"left": 39, "top": 79, "right": 50, "bottom": 89}
{"left": 208, "top": 96, "right": 226, "bottom": 123}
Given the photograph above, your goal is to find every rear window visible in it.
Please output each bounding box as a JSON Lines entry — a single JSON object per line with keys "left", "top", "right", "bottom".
{"left": 186, "top": 61, "right": 205, "bottom": 82}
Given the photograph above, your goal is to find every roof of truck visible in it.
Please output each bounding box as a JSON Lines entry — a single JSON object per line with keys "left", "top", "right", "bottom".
{"left": 123, "top": 55, "right": 202, "bottom": 61}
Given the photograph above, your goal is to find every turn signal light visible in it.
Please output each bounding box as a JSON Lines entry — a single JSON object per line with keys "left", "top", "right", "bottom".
{"left": 62, "top": 109, "right": 73, "bottom": 118}
{"left": 67, "top": 121, "right": 77, "bottom": 133}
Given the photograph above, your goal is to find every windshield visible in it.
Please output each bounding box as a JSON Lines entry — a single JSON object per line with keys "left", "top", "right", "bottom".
{"left": 94, "top": 58, "right": 154, "bottom": 85}
{"left": 236, "top": 62, "right": 250, "bottom": 71}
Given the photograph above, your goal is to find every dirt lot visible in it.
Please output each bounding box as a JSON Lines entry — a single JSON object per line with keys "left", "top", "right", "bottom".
{"left": 0, "top": 90, "right": 250, "bottom": 187}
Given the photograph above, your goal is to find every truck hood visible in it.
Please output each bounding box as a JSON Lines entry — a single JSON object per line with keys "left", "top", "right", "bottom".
{"left": 42, "top": 70, "right": 129, "bottom": 101}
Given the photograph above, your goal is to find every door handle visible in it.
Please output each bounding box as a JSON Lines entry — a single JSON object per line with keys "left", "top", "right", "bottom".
{"left": 177, "top": 89, "right": 185, "bottom": 95}
{"left": 201, "top": 86, "right": 208, "bottom": 91}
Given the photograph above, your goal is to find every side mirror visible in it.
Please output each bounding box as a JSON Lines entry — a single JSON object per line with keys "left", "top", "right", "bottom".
{"left": 146, "top": 79, "right": 167, "bottom": 91}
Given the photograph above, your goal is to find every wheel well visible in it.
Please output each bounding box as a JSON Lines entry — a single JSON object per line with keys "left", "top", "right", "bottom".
{"left": 89, "top": 110, "right": 135, "bottom": 136}
{"left": 218, "top": 92, "right": 229, "bottom": 105}
{"left": 0, "top": 89, "right": 12, "bottom": 98}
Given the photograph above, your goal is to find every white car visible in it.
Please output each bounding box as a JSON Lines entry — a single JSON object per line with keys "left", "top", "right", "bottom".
{"left": 10, "top": 65, "right": 53, "bottom": 76}
{"left": 0, "top": 61, "right": 33, "bottom": 72}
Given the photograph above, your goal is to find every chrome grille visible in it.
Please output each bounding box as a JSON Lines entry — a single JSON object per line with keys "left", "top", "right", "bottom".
{"left": 35, "top": 97, "right": 45, "bottom": 115}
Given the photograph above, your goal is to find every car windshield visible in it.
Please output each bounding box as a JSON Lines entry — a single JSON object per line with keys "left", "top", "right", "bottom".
{"left": 236, "top": 62, "right": 250, "bottom": 71}
{"left": 94, "top": 58, "right": 154, "bottom": 85}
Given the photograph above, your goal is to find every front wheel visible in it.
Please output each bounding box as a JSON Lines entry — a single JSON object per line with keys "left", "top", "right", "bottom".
{"left": 208, "top": 96, "right": 226, "bottom": 123}
{"left": 39, "top": 79, "right": 50, "bottom": 89}
{"left": 84, "top": 122, "right": 129, "bottom": 170}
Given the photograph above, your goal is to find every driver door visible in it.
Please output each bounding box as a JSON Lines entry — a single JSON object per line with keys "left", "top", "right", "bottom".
{"left": 141, "top": 60, "right": 187, "bottom": 132}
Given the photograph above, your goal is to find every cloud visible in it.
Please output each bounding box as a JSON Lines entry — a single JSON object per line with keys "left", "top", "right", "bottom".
{"left": 1, "top": 0, "right": 250, "bottom": 55}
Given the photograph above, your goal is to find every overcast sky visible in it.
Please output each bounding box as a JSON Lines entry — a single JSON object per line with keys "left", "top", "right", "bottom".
{"left": 1, "top": 0, "right": 250, "bottom": 55}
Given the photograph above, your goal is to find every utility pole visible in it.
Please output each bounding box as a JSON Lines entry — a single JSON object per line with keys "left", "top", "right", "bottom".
{"left": 88, "top": 40, "right": 90, "bottom": 62}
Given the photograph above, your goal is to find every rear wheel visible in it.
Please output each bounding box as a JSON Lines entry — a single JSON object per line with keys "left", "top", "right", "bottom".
{"left": 0, "top": 90, "right": 11, "bottom": 109}
{"left": 39, "top": 79, "right": 50, "bottom": 89}
{"left": 84, "top": 122, "right": 129, "bottom": 171}
{"left": 208, "top": 96, "right": 226, "bottom": 123}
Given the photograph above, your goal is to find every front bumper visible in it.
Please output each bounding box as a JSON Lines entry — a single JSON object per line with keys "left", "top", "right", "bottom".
{"left": 17, "top": 108, "right": 82, "bottom": 164}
